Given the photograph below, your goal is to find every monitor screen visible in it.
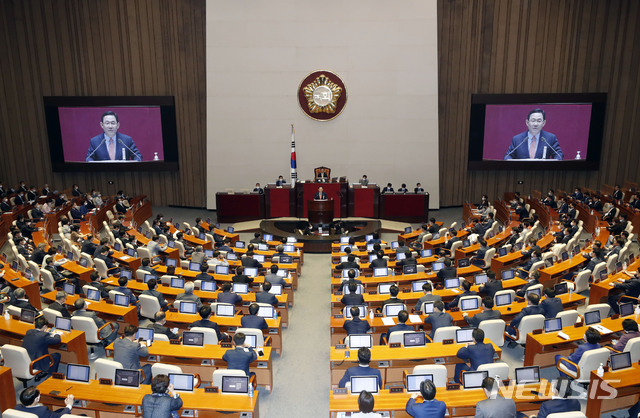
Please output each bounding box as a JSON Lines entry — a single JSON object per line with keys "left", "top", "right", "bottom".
{"left": 263, "top": 234, "right": 273, "bottom": 242}
{"left": 554, "top": 282, "right": 568, "bottom": 295}
{"left": 365, "top": 234, "right": 374, "bottom": 242}
{"left": 24, "top": 268, "right": 32, "bottom": 279}
{"left": 421, "top": 302, "right": 435, "bottom": 314}
{"left": 561, "top": 251, "right": 569, "bottom": 261}
{"left": 144, "top": 274, "right": 155, "bottom": 283}
{"left": 475, "top": 274, "right": 488, "bottom": 285}
{"left": 515, "top": 366, "right": 540, "bottom": 384}
{"left": 257, "top": 243, "right": 268, "bottom": 251}
{"left": 432, "top": 262, "right": 444, "bottom": 272}
{"left": 86, "top": 288, "right": 101, "bottom": 301}
{"left": 136, "top": 327, "right": 154, "bottom": 342}
{"left": 610, "top": 352, "right": 632, "bottom": 371}
{"left": 384, "top": 304, "right": 404, "bottom": 317}
{"left": 396, "top": 252, "right": 406, "bottom": 260}
{"left": 340, "top": 236, "right": 350, "bottom": 244}
{"left": 348, "top": 334, "right": 372, "bottom": 349}
{"left": 411, "top": 281, "right": 427, "bottom": 292}
{"left": 253, "top": 254, "right": 265, "bottom": 263}
{"left": 599, "top": 269, "right": 608, "bottom": 280}
{"left": 619, "top": 302, "right": 634, "bottom": 317}
{"left": 462, "top": 240, "right": 471, "bottom": 248}
{"left": 456, "top": 328, "right": 475, "bottom": 343}
{"left": 584, "top": 310, "right": 601, "bottom": 325}
{"left": 79, "top": 258, "right": 89, "bottom": 268}
{"left": 243, "top": 334, "right": 257, "bottom": 348}
{"left": 179, "top": 301, "right": 198, "bottom": 314}
{"left": 279, "top": 255, "right": 293, "bottom": 264}
{"left": 403, "top": 332, "right": 426, "bottom": 347}
{"left": 235, "top": 241, "right": 245, "bottom": 249}
{"left": 221, "top": 375, "right": 249, "bottom": 394}
{"left": 421, "top": 249, "right": 433, "bottom": 257}
{"left": 445, "top": 278, "right": 460, "bottom": 289}
{"left": 188, "top": 262, "right": 201, "bottom": 272}
{"left": 350, "top": 376, "right": 379, "bottom": 394}
{"left": 55, "top": 316, "right": 72, "bottom": 331}
{"left": 170, "top": 278, "right": 185, "bottom": 289}
{"left": 66, "top": 364, "right": 91, "bottom": 383}
{"left": 406, "top": 374, "right": 433, "bottom": 392}
{"left": 120, "top": 270, "right": 132, "bottom": 280}
{"left": 215, "top": 265, "right": 229, "bottom": 275}
{"left": 200, "top": 281, "right": 215, "bottom": 292}
{"left": 257, "top": 305, "right": 275, "bottom": 318}
{"left": 544, "top": 318, "right": 562, "bottom": 333}
{"left": 276, "top": 269, "right": 288, "bottom": 278}
{"left": 167, "top": 240, "right": 176, "bottom": 248}
{"left": 114, "top": 294, "right": 130, "bottom": 307}
{"left": 215, "top": 304, "right": 235, "bottom": 317}
{"left": 403, "top": 265, "right": 417, "bottom": 275}
{"left": 495, "top": 293, "right": 512, "bottom": 306}
{"left": 373, "top": 267, "right": 388, "bottom": 277}
{"left": 405, "top": 227, "right": 412, "bottom": 234}
{"left": 114, "top": 369, "right": 141, "bottom": 388}
{"left": 501, "top": 270, "right": 515, "bottom": 280}
{"left": 20, "top": 310, "right": 35, "bottom": 324}
{"left": 391, "top": 241, "right": 399, "bottom": 249}
{"left": 227, "top": 227, "right": 234, "bottom": 233}
{"left": 244, "top": 267, "right": 258, "bottom": 277}
{"left": 286, "top": 237, "right": 296, "bottom": 243}
{"left": 268, "top": 284, "right": 283, "bottom": 295}
{"left": 432, "top": 233, "right": 440, "bottom": 240}
{"left": 367, "top": 244, "right": 374, "bottom": 252}
{"left": 458, "top": 258, "right": 470, "bottom": 268}
{"left": 226, "top": 253, "right": 238, "bottom": 260}
{"left": 378, "top": 283, "right": 393, "bottom": 294}
{"left": 145, "top": 231, "right": 152, "bottom": 239}
{"left": 498, "top": 247, "right": 508, "bottom": 256}
{"left": 232, "top": 283, "right": 249, "bottom": 294}
{"left": 345, "top": 306, "right": 366, "bottom": 318}
{"left": 462, "top": 371, "right": 488, "bottom": 389}
{"left": 513, "top": 242, "right": 523, "bottom": 251}
{"left": 182, "top": 331, "right": 204, "bottom": 346}
{"left": 339, "top": 256, "right": 349, "bottom": 263}
{"left": 460, "top": 298, "right": 479, "bottom": 311}
{"left": 283, "top": 245, "right": 295, "bottom": 252}
{"left": 526, "top": 287, "right": 541, "bottom": 298}
{"left": 63, "top": 283, "right": 75, "bottom": 295}
{"left": 166, "top": 258, "right": 177, "bottom": 268}
{"left": 169, "top": 373, "right": 195, "bottom": 392}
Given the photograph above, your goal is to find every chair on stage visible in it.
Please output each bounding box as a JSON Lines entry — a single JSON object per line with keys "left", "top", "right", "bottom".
{"left": 314, "top": 166, "right": 331, "bottom": 183}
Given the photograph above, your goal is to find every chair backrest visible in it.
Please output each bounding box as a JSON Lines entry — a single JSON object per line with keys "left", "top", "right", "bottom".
{"left": 2, "top": 409, "right": 39, "bottom": 418}
{"left": 623, "top": 336, "right": 640, "bottom": 363}
{"left": 576, "top": 348, "right": 611, "bottom": 382}
{"left": 212, "top": 368, "right": 246, "bottom": 389}
{"left": 135, "top": 269, "right": 147, "bottom": 281}
{"left": 40, "top": 269, "right": 56, "bottom": 292}
{"left": 235, "top": 328, "right": 265, "bottom": 347}
{"left": 151, "top": 363, "right": 183, "bottom": 377}
{"left": 26, "top": 261, "right": 40, "bottom": 282}
{"left": 411, "top": 364, "right": 447, "bottom": 388}
{"left": 174, "top": 241, "right": 186, "bottom": 258}
{"left": 584, "top": 304, "right": 610, "bottom": 320}
{"left": 71, "top": 316, "right": 101, "bottom": 344}
{"left": 93, "top": 258, "right": 108, "bottom": 279}
{"left": 432, "top": 326, "right": 461, "bottom": 343}
{"left": 449, "top": 240, "right": 463, "bottom": 252}
{"left": 42, "top": 308, "right": 62, "bottom": 324}
{"left": 483, "top": 248, "right": 496, "bottom": 265}
{"left": 94, "top": 358, "right": 123, "bottom": 380}
{"left": 139, "top": 294, "right": 162, "bottom": 320}
{"left": 387, "top": 331, "right": 416, "bottom": 346}
{"left": 514, "top": 314, "right": 545, "bottom": 344}
{"left": 557, "top": 310, "right": 580, "bottom": 328}
{"left": 477, "top": 362, "right": 510, "bottom": 380}
{"left": 108, "top": 290, "right": 125, "bottom": 302}
{"left": 137, "top": 247, "right": 151, "bottom": 261}
{"left": 573, "top": 270, "right": 591, "bottom": 293}
{"left": 606, "top": 254, "right": 619, "bottom": 274}
{"left": 190, "top": 326, "right": 219, "bottom": 345}
{"left": 590, "top": 262, "right": 607, "bottom": 280}
{"left": 545, "top": 412, "right": 586, "bottom": 418}
{"left": 6, "top": 305, "right": 21, "bottom": 317}
{"left": 154, "top": 334, "right": 170, "bottom": 341}
{"left": 493, "top": 289, "right": 516, "bottom": 306}
{"left": 478, "top": 319, "right": 506, "bottom": 347}
{"left": 161, "top": 275, "right": 175, "bottom": 286}
{"left": 80, "top": 252, "right": 94, "bottom": 268}
{"left": 1, "top": 344, "right": 36, "bottom": 379}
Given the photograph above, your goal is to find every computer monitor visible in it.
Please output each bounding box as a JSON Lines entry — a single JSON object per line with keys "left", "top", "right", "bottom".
{"left": 619, "top": 302, "right": 634, "bottom": 317}
{"left": 366, "top": 244, "right": 374, "bottom": 252}
{"left": 286, "top": 237, "right": 296, "bottom": 243}
{"left": 411, "top": 281, "right": 427, "bottom": 292}
{"left": 188, "top": 262, "right": 201, "bottom": 272}
{"left": 66, "top": 364, "right": 91, "bottom": 383}
{"left": 179, "top": 301, "right": 198, "bottom": 314}
{"left": 344, "top": 306, "right": 366, "bottom": 318}
{"left": 495, "top": 293, "right": 512, "bottom": 306}
{"left": 377, "top": 283, "right": 393, "bottom": 294}
{"left": 279, "top": 255, "right": 293, "bottom": 264}
{"left": 391, "top": 241, "right": 399, "bottom": 249}
{"left": 253, "top": 254, "right": 265, "bottom": 263}
{"left": 339, "top": 256, "right": 349, "bottom": 263}
{"left": 498, "top": 247, "right": 508, "bottom": 257}
{"left": 170, "top": 277, "right": 185, "bottom": 289}
{"left": 561, "top": 251, "right": 569, "bottom": 261}
{"left": 526, "top": 287, "right": 541, "bottom": 298}
{"left": 276, "top": 269, "right": 288, "bottom": 278}
{"left": 554, "top": 282, "right": 568, "bottom": 295}
{"left": 403, "top": 332, "right": 426, "bottom": 347}
{"left": 243, "top": 334, "right": 258, "bottom": 348}
{"left": 221, "top": 375, "right": 249, "bottom": 394}
{"left": 501, "top": 270, "right": 515, "bottom": 280}
{"left": 421, "top": 249, "right": 433, "bottom": 257}
{"left": 79, "top": 258, "right": 88, "bottom": 268}
{"left": 406, "top": 374, "right": 433, "bottom": 392}
{"left": 215, "top": 304, "right": 235, "bottom": 317}
{"left": 462, "top": 239, "right": 471, "bottom": 248}
{"left": 204, "top": 250, "right": 214, "bottom": 258}
{"left": 144, "top": 274, "right": 155, "bottom": 283}
{"left": 268, "top": 283, "right": 283, "bottom": 295}
{"left": 404, "top": 227, "right": 412, "bottom": 234}
{"left": 462, "top": 371, "right": 488, "bottom": 389}
{"left": 384, "top": 304, "right": 404, "bottom": 317}
{"left": 86, "top": 288, "right": 101, "bottom": 301}
{"left": 167, "top": 240, "right": 176, "bottom": 249}
{"left": 20, "top": 310, "right": 35, "bottom": 324}
{"left": 515, "top": 366, "right": 540, "bottom": 384}
{"left": 544, "top": 318, "right": 562, "bottom": 333}
{"left": 474, "top": 274, "right": 488, "bottom": 285}
{"left": 67, "top": 251, "right": 74, "bottom": 261}
{"left": 283, "top": 244, "right": 295, "bottom": 252}
{"left": 244, "top": 267, "right": 258, "bottom": 277}
{"left": 513, "top": 242, "right": 523, "bottom": 251}
{"left": 169, "top": 373, "right": 195, "bottom": 392}
{"left": 432, "top": 262, "right": 444, "bottom": 272}
{"left": 584, "top": 310, "right": 601, "bottom": 325}
{"left": 232, "top": 283, "right": 249, "bottom": 294}
{"left": 182, "top": 331, "right": 204, "bottom": 346}
{"left": 350, "top": 376, "right": 379, "bottom": 394}
{"left": 257, "top": 243, "right": 268, "bottom": 251}
{"left": 403, "top": 264, "right": 417, "bottom": 275}
{"left": 373, "top": 268, "right": 388, "bottom": 277}
{"left": 145, "top": 231, "right": 152, "bottom": 239}
{"left": 63, "top": 283, "right": 75, "bottom": 295}
{"left": 114, "top": 294, "right": 130, "bottom": 307}
{"left": 200, "top": 281, "right": 215, "bottom": 292}
{"left": 456, "top": 328, "right": 475, "bottom": 343}
{"left": 348, "top": 334, "right": 373, "bottom": 349}
{"left": 263, "top": 234, "right": 273, "bottom": 242}
{"left": 421, "top": 302, "right": 435, "bottom": 314}
{"left": 115, "top": 369, "right": 140, "bottom": 388}
{"left": 227, "top": 227, "right": 234, "bottom": 233}
{"left": 396, "top": 252, "right": 406, "bottom": 261}
{"left": 444, "top": 278, "right": 460, "bottom": 289}
{"left": 226, "top": 253, "right": 238, "bottom": 260}
{"left": 114, "top": 243, "right": 122, "bottom": 252}
{"left": 458, "top": 258, "right": 470, "bottom": 268}
{"left": 432, "top": 233, "right": 440, "bottom": 240}
{"left": 166, "top": 258, "right": 177, "bottom": 268}
{"left": 136, "top": 327, "right": 154, "bottom": 342}
{"left": 599, "top": 269, "right": 608, "bottom": 280}
{"left": 460, "top": 298, "right": 479, "bottom": 311}
{"left": 610, "top": 352, "right": 632, "bottom": 371}
{"left": 55, "top": 316, "right": 71, "bottom": 331}
{"left": 340, "top": 236, "right": 349, "bottom": 244}
{"left": 257, "top": 305, "right": 275, "bottom": 318}
{"left": 215, "top": 265, "right": 229, "bottom": 275}
{"left": 235, "top": 241, "right": 246, "bottom": 249}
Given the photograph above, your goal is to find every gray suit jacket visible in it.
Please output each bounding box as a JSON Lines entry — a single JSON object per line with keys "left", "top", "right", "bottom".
{"left": 414, "top": 293, "right": 442, "bottom": 312}
{"left": 113, "top": 337, "right": 148, "bottom": 369}
{"left": 475, "top": 396, "right": 517, "bottom": 418}
{"left": 466, "top": 309, "right": 501, "bottom": 328}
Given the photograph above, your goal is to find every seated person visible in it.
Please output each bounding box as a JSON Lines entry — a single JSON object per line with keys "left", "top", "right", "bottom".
{"left": 190, "top": 305, "right": 224, "bottom": 342}
{"left": 152, "top": 311, "right": 179, "bottom": 340}
{"left": 518, "top": 249, "right": 542, "bottom": 278}
{"left": 142, "top": 374, "right": 183, "bottom": 416}
{"left": 343, "top": 306, "right": 371, "bottom": 336}
{"left": 256, "top": 281, "right": 278, "bottom": 306}
{"left": 414, "top": 282, "right": 442, "bottom": 312}
{"left": 252, "top": 183, "right": 264, "bottom": 194}
{"left": 222, "top": 332, "right": 257, "bottom": 377}
{"left": 264, "top": 264, "right": 286, "bottom": 285}
{"left": 250, "top": 232, "right": 265, "bottom": 244}
{"left": 381, "top": 285, "right": 403, "bottom": 308}
{"left": 353, "top": 390, "right": 382, "bottom": 418}
{"left": 338, "top": 347, "right": 382, "bottom": 389}
{"left": 424, "top": 301, "right": 453, "bottom": 340}
{"left": 139, "top": 257, "right": 158, "bottom": 276}
{"left": 535, "top": 377, "right": 580, "bottom": 418}
{"left": 336, "top": 253, "right": 360, "bottom": 270}
{"left": 241, "top": 250, "right": 263, "bottom": 268}
{"left": 141, "top": 278, "right": 169, "bottom": 311}
{"left": 540, "top": 287, "right": 563, "bottom": 319}
{"left": 240, "top": 303, "right": 268, "bottom": 330}
{"left": 447, "top": 280, "right": 477, "bottom": 309}
{"left": 217, "top": 282, "right": 243, "bottom": 305}
{"left": 405, "top": 379, "right": 446, "bottom": 418}
{"left": 414, "top": 183, "right": 425, "bottom": 194}
{"left": 87, "top": 271, "right": 109, "bottom": 299}
{"left": 114, "top": 325, "right": 153, "bottom": 384}
{"left": 476, "top": 377, "right": 516, "bottom": 417}
{"left": 555, "top": 327, "right": 602, "bottom": 378}
{"left": 463, "top": 297, "right": 501, "bottom": 328}
{"left": 113, "top": 275, "right": 138, "bottom": 306}
{"left": 22, "top": 316, "right": 62, "bottom": 376}
{"left": 15, "top": 386, "right": 75, "bottom": 417}
{"left": 478, "top": 271, "right": 502, "bottom": 299}
{"left": 176, "top": 281, "right": 203, "bottom": 310}
{"left": 195, "top": 262, "right": 214, "bottom": 283}
{"left": 454, "top": 328, "right": 495, "bottom": 383}
{"left": 341, "top": 281, "right": 364, "bottom": 306}
{"left": 382, "top": 183, "right": 394, "bottom": 194}
{"left": 506, "top": 293, "right": 544, "bottom": 338}
{"left": 610, "top": 318, "right": 640, "bottom": 352}
{"left": 398, "top": 183, "right": 409, "bottom": 193}
{"left": 368, "top": 250, "right": 387, "bottom": 269}
{"left": 48, "top": 291, "right": 71, "bottom": 318}
{"left": 436, "top": 258, "right": 457, "bottom": 280}
{"left": 608, "top": 269, "right": 640, "bottom": 314}
{"left": 11, "top": 287, "right": 38, "bottom": 312}
{"left": 515, "top": 270, "right": 541, "bottom": 297}
{"left": 380, "top": 309, "right": 413, "bottom": 344}
{"left": 472, "top": 237, "right": 490, "bottom": 266}
{"left": 232, "top": 266, "right": 254, "bottom": 284}
{"left": 397, "top": 250, "right": 417, "bottom": 267}
{"left": 343, "top": 268, "right": 363, "bottom": 286}
{"left": 72, "top": 298, "right": 119, "bottom": 345}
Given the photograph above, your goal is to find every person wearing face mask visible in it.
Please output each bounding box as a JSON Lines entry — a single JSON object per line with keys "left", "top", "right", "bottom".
{"left": 504, "top": 108, "right": 564, "bottom": 160}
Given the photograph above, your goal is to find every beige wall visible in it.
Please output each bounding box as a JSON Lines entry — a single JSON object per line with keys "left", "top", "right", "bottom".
{"left": 206, "top": 0, "right": 440, "bottom": 209}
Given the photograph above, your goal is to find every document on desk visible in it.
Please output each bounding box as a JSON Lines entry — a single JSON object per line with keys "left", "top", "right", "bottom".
{"left": 591, "top": 324, "right": 612, "bottom": 334}
{"left": 408, "top": 314, "right": 422, "bottom": 324}
{"left": 121, "top": 255, "right": 132, "bottom": 260}
{"left": 381, "top": 317, "right": 396, "bottom": 326}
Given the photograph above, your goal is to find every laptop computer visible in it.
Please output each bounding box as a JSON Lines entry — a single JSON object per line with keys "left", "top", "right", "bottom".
{"left": 411, "top": 281, "right": 427, "bottom": 292}
{"left": 444, "top": 278, "right": 460, "bottom": 289}
{"left": 515, "top": 366, "right": 540, "bottom": 384}
{"left": 167, "top": 240, "right": 176, "bottom": 249}
{"left": 495, "top": 293, "right": 512, "bottom": 306}
{"left": 456, "top": 328, "right": 474, "bottom": 343}
{"left": 460, "top": 298, "right": 479, "bottom": 311}
{"left": 215, "top": 265, "right": 229, "bottom": 275}
{"left": 263, "top": 234, "right": 273, "bottom": 242}
{"left": 63, "top": 283, "right": 75, "bottom": 295}
{"left": 127, "top": 248, "right": 136, "bottom": 257}
{"left": 396, "top": 252, "right": 406, "bottom": 261}
{"left": 20, "top": 310, "right": 35, "bottom": 324}
{"left": 432, "top": 262, "right": 444, "bottom": 272}
{"left": 405, "top": 227, "right": 412, "bottom": 234}
{"left": 554, "top": 282, "right": 568, "bottom": 295}
{"left": 373, "top": 268, "right": 388, "bottom": 277}
{"left": 143, "top": 274, "right": 155, "bottom": 283}
{"left": 182, "top": 331, "right": 204, "bottom": 346}
{"left": 619, "top": 302, "right": 634, "bottom": 317}
{"left": 169, "top": 373, "right": 196, "bottom": 392}
{"left": 350, "top": 376, "right": 379, "bottom": 394}
{"left": 584, "top": 310, "right": 601, "bottom": 325}
{"left": 114, "top": 294, "right": 130, "bottom": 307}
{"left": 55, "top": 316, "right": 72, "bottom": 332}
{"left": 257, "top": 243, "right": 268, "bottom": 251}
{"left": 244, "top": 267, "right": 258, "bottom": 277}
{"left": 384, "top": 304, "right": 404, "bottom": 317}
{"left": 79, "top": 258, "right": 89, "bottom": 268}
{"left": 120, "top": 270, "right": 132, "bottom": 280}
{"left": 235, "top": 241, "right": 246, "bottom": 249}
{"left": 226, "top": 253, "right": 238, "bottom": 260}
{"left": 114, "top": 369, "right": 140, "bottom": 388}
{"left": 166, "top": 258, "right": 177, "bottom": 268}
{"left": 462, "top": 371, "right": 488, "bottom": 389}
{"left": 279, "top": 255, "right": 293, "bottom": 264}
{"left": 474, "top": 274, "right": 488, "bottom": 285}
{"left": 391, "top": 242, "right": 399, "bottom": 249}
{"left": 188, "top": 262, "right": 201, "bottom": 272}
{"left": 268, "top": 284, "right": 283, "bottom": 295}
{"left": 232, "top": 283, "right": 249, "bottom": 294}
{"left": 253, "top": 254, "right": 265, "bottom": 263}
{"left": 136, "top": 327, "right": 154, "bottom": 343}
{"left": 86, "top": 288, "right": 101, "bottom": 302}
{"left": 200, "top": 281, "right": 215, "bottom": 292}
{"left": 221, "top": 375, "right": 249, "bottom": 395}
{"left": 498, "top": 247, "right": 508, "bottom": 257}
{"left": 257, "top": 305, "right": 275, "bottom": 318}
{"left": 421, "top": 249, "right": 433, "bottom": 257}
{"left": 348, "top": 334, "right": 373, "bottom": 349}
{"left": 610, "top": 351, "right": 632, "bottom": 371}
{"left": 378, "top": 283, "right": 393, "bottom": 294}
{"left": 458, "top": 258, "right": 471, "bottom": 268}
{"left": 406, "top": 374, "right": 433, "bottom": 392}
{"left": 66, "top": 364, "right": 91, "bottom": 383}
{"left": 179, "top": 301, "right": 198, "bottom": 314}
{"left": 544, "top": 318, "right": 562, "bottom": 333}
{"left": 403, "top": 264, "right": 417, "bottom": 275}
{"left": 526, "top": 287, "right": 541, "bottom": 298}
{"left": 403, "top": 332, "right": 426, "bottom": 347}
{"left": 215, "top": 304, "right": 235, "bottom": 317}
{"left": 421, "top": 302, "right": 435, "bottom": 314}
{"left": 501, "top": 270, "right": 515, "bottom": 280}
{"left": 170, "top": 277, "right": 185, "bottom": 289}
{"left": 283, "top": 245, "right": 295, "bottom": 253}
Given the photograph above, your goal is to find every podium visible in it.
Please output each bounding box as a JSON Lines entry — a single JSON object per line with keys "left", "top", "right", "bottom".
{"left": 308, "top": 200, "right": 334, "bottom": 225}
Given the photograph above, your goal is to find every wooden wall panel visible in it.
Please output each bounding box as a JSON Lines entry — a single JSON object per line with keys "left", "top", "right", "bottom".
{"left": 438, "top": 0, "right": 640, "bottom": 206}
{"left": 0, "top": 0, "right": 206, "bottom": 207}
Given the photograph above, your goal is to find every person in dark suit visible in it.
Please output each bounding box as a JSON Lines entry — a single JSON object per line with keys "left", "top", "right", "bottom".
{"left": 436, "top": 258, "right": 457, "bottom": 281}
{"left": 463, "top": 297, "right": 501, "bottom": 328}
{"left": 608, "top": 270, "right": 640, "bottom": 314}
{"left": 516, "top": 270, "right": 541, "bottom": 298}
{"left": 275, "top": 175, "right": 287, "bottom": 186}
{"left": 249, "top": 232, "right": 265, "bottom": 244}
{"left": 314, "top": 186, "right": 328, "bottom": 200}
{"left": 11, "top": 288, "right": 38, "bottom": 312}
{"left": 316, "top": 171, "right": 328, "bottom": 183}
{"left": 217, "top": 283, "right": 243, "bottom": 305}
{"left": 190, "top": 305, "right": 225, "bottom": 342}
{"left": 540, "top": 287, "right": 563, "bottom": 319}
{"left": 424, "top": 301, "right": 453, "bottom": 340}
{"left": 222, "top": 332, "right": 257, "bottom": 376}
{"left": 48, "top": 291, "right": 71, "bottom": 318}
{"left": 535, "top": 377, "right": 581, "bottom": 418}
{"left": 555, "top": 328, "right": 602, "bottom": 378}
{"left": 341, "top": 282, "right": 364, "bottom": 306}
{"left": 381, "top": 285, "right": 403, "bottom": 309}
{"left": 80, "top": 235, "right": 97, "bottom": 256}
{"left": 0, "top": 197, "right": 11, "bottom": 212}
{"left": 22, "top": 316, "right": 61, "bottom": 375}
{"left": 343, "top": 306, "right": 371, "bottom": 335}
{"left": 72, "top": 298, "right": 119, "bottom": 345}
{"left": 141, "top": 375, "right": 183, "bottom": 416}
{"left": 382, "top": 183, "right": 394, "bottom": 194}
{"left": 15, "top": 386, "right": 75, "bottom": 418}
{"left": 368, "top": 250, "right": 387, "bottom": 269}
{"left": 405, "top": 379, "right": 446, "bottom": 418}
{"left": 113, "top": 275, "right": 138, "bottom": 307}
{"left": 583, "top": 248, "right": 605, "bottom": 274}
{"left": 359, "top": 175, "right": 369, "bottom": 186}
{"left": 114, "top": 198, "right": 128, "bottom": 214}
{"left": 141, "top": 278, "right": 168, "bottom": 311}
{"left": 85, "top": 111, "right": 142, "bottom": 161}
{"left": 252, "top": 183, "right": 264, "bottom": 194}
{"left": 398, "top": 183, "right": 409, "bottom": 193}
{"left": 232, "top": 266, "right": 254, "bottom": 284}
{"left": 414, "top": 282, "right": 442, "bottom": 312}
{"left": 338, "top": 347, "right": 382, "bottom": 388}
{"left": 397, "top": 250, "right": 417, "bottom": 267}
{"left": 241, "top": 251, "right": 263, "bottom": 269}
{"left": 240, "top": 303, "right": 268, "bottom": 330}
{"left": 478, "top": 271, "right": 503, "bottom": 299}
{"left": 113, "top": 325, "right": 152, "bottom": 384}
{"left": 504, "top": 108, "right": 563, "bottom": 160}
{"left": 506, "top": 293, "right": 545, "bottom": 338}
{"left": 380, "top": 309, "right": 414, "bottom": 345}
{"left": 152, "top": 311, "right": 179, "bottom": 340}
{"left": 447, "top": 280, "right": 477, "bottom": 309}
{"left": 414, "top": 183, "right": 425, "bottom": 193}
{"left": 514, "top": 203, "right": 529, "bottom": 221}
{"left": 454, "top": 328, "right": 496, "bottom": 383}
{"left": 476, "top": 377, "right": 517, "bottom": 417}
{"left": 256, "top": 281, "right": 278, "bottom": 306}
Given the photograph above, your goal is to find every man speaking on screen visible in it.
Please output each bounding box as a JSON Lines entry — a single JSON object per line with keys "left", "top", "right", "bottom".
{"left": 504, "top": 108, "right": 563, "bottom": 160}
{"left": 85, "top": 111, "right": 143, "bottom": 162}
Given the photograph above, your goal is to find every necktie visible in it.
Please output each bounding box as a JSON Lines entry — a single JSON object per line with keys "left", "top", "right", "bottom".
{"left": 108, "top": 138, "right": 116, "bottom": 160}
{"left": 529, "top": 136, "right": 537, "bottom": 159}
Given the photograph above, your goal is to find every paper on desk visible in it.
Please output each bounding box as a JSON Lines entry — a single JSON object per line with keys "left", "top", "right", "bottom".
{"left": 121, "top": 255, "right": 132, "bottom": 260}
{"left": 591, "top": 324, "right": 613, "bottom": 334}
{"left": 381, "top": 317, "right": 396, "bottom": 326}
{"left": 450, "top": 288, "right": 461, "bottom": 293}
{"left": 408, "top": 314, "right": 422, "bottom": 323}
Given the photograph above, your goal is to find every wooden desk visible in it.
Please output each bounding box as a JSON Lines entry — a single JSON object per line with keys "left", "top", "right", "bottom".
{"left": 37, "top": 377, "right": 259, "bottom": 417}
{"left": 41, "top": 291, "right": 139, "bottom": 327}
{"left": 379, "top": 193, "right": 429, "bottom": 223}
{"left": 349, "top": 185, "right": 380, "bottom": 218}
{"left": 589, "top": 259, "right": 640, "bottom": 304}
{"left": 110, "top": 250, "right": 141, "bottom": 272}
{"left": 0, "top": 367, "right": 16, "bottom": 411}
{"left": 0, "top": 316, "right": 89, "bottom": 364}
{"left": 215, "top": 192, "right": 265, "bottom": 223}
{"left": 538, "top": 254, "right": 587, "bottom": 286}
{"left": 105, "top": 340, "right": 274, "bottom": 392}
{"left": 57, "top": 258, "right": 94, "bottom": 284}
{"left": 423, "top": 230, "right": 469, "bottom": 250}
{"left": 2, "top": 266, "right": 42, "bottom": 310}
{"left": 454, "top": 226, "right": 514, "bottom": 261}
{"left": 127, "top": 230, "right": 180, "bottom": 260}
{"left": 330, "top": 266, "right": 486, "bottom": 290}
{"left": 587, "top": 365, "right": 640, "bottom": 417}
